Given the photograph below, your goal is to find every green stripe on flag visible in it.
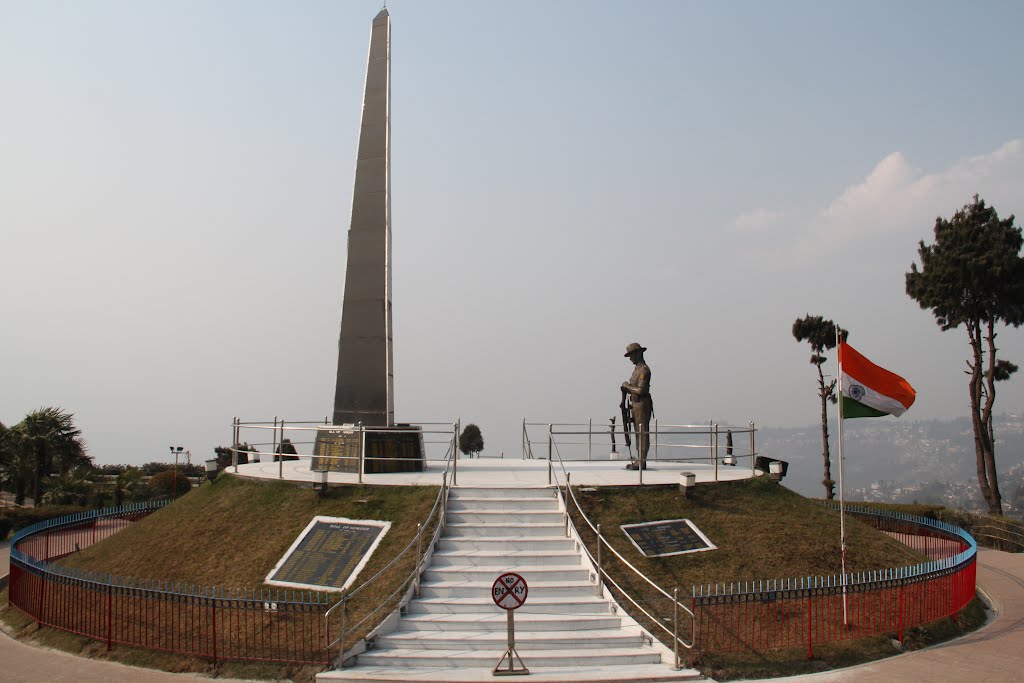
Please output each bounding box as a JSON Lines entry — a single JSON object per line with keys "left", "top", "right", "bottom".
{"left": 842, "top": 395, "right": 889, "bottom": 419}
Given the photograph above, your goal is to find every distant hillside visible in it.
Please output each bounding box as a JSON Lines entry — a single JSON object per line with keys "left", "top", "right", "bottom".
{"left": 762, "top": 414, "right": 1024, "bottom": 516}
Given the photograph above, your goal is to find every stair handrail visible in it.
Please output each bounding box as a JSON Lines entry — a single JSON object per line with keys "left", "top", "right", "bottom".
{"left": 324, "top": 426, "right": 456, "bottom": 666}
{"left": 547, "top": 428, "right": 695, "bottom": 669}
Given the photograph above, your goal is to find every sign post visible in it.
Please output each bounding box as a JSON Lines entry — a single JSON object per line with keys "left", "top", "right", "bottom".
{"left": 491, "top": 572, "right": 529, "bottom": 676}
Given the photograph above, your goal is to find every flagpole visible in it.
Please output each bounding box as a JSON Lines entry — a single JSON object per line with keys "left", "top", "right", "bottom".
{"left": 836, "top": 329, "right": 849, "bottom": 626}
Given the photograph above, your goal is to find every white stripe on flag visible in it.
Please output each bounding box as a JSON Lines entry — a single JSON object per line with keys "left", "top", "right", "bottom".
{"left": 840, "top": 370, "right": 910, "bottom": 416}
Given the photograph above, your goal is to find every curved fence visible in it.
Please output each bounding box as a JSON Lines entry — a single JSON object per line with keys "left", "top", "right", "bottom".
{"left": 7, "top": 487, "right": 979, "bottom": 667}
{"left": 690, "top": 504, "right": 977, "bottom": 658}
{"left": 8, "top": 500, "right": 330, "bottom": 665}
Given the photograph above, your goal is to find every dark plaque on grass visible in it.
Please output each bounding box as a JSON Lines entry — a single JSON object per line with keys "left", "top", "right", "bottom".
{"left": 266, "top": 516, "right": 390, "bottom": 592}
{"left": 620, "top": 519, "right": 716, "bottom": 557}
{"left": 311, "top": 425, "right": 425, "bottom": 474}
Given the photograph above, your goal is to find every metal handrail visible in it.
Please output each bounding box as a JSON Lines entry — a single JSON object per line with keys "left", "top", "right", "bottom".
{"left": 546, "top": 433, "right": 695, "bottom": 669}
{"left": 324, "top": 435, "right": 456, "bottom": 667}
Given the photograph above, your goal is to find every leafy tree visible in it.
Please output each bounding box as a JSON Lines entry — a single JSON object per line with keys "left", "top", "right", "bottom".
{"left": 792, "top": 315, "right": 848, "bottom": 499}
{"left": 458, "top": 424, "right": 485, "bottom": 458}
{"left": 3, "top": 407, "right": 90, "bottom": 507}
{"left": 906, "top": 195, "right": 1024, "bottom": 515}
{"left": 113, "top": 466, "right": 146, "bottom": 506}
{"left": 42, "top": 467, "right": 96, "bottom": 506}
{"left": 149, "top": 470, "right": 192, "bottom": 499}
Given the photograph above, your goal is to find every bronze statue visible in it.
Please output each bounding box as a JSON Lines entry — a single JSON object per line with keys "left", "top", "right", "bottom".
{"left": 620, "top": 342, "right": 652, "bottom": 470}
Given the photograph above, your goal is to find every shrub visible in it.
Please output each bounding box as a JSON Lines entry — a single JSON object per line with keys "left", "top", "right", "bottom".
{"left": 148, "top": 470, "right": 193, "bottom": 499}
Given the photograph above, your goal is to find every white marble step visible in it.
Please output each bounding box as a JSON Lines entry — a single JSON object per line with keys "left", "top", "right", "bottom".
{"left": 354, "top": 646, "right": 664, "bottom": 668}
{"left": 447, "top": 497, "right": 560, "bottom": 512}
{"left": 436, "top": 537, "right": 576, "bottom": 552}
{"left": 396, "top": 612, "right": 623, "bottom": 632}
{"left": 430, "top": 549, "right": 580, "bottom": 567}
{"left": 446, "top": 510, "right": 565, "bottom": 525}
{"left": 407, "top": 596, "right": 611, "bottom": 615}
{"left": 423, "top": 564, "right": 591, "bottom": 583}
{"left": 374, "top": 628, "right": 644, "bottom": 651}
{"left": 444, "top": 523, "right": 565, "bottom": 538}
{"left": 448, "top": 487, "right": 556, "bottom": 499}
{"left": 418, "top": 579, "right": 596, "bottom": 600}
{"left": 321, "top": 663, "right": 702, "bottom": 682}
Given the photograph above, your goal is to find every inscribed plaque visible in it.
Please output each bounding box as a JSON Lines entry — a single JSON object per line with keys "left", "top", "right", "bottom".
{"left": 620, "top": 519, "right": 716, "bottom": 557}
{"left": 266, "top": 516, "right": 390, "bottom": 591}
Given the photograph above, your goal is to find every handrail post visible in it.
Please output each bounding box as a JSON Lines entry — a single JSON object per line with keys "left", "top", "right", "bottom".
{"left": 673, "top": 587, "right": 680, "bottom": 670}
{"left": 547, "top": 424, "right": 553, "bottom": 485}
{"left": 588, "top": 417, "right": 592, "bottom": 460}
{"left": 452, "top": 422, "right": 458, "bottom": 486}
{"left": 708, "top": 419, "right": 713, "bottom": 465}
{"left": 564, "top": 472, "right": 571, "bottom": 537}
{"left": 750, "top": 421, "right": 756, "bottom": 476}
{"left": 522, "top": 417, "right": 526, "bottom": 459}
{"left": 272, "top": 416, "right": 278, "bottom": 467}
{"left": 232, "top": 417, "right": 239, "bottom": 473}
{"left": 358, "top": 423, "right": 364, "bottom": 484}
{"left": 714, "top": 423, "right": 719, "bottom": 482}
{"left": 414, "top": 523, "right": 423, "bottom": 597}
{"left": 338, "top": 594, "right": 348, "bottom": 669}
{"left": 278, "top": 419, "right": 286, "bottom": 479}
{"left": 596, "top": 523, "right": 604, "bottom": 597}
{"left": 654, "top": 417, "right": 659, "bottom": 461}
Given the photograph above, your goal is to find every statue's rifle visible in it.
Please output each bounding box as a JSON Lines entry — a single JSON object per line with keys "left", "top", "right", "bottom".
{"left": 620, "top": 387, "right": 634, "bottom": 457}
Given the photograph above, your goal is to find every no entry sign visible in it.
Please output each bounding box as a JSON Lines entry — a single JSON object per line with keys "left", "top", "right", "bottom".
{"left": 492, "top": 572, "right": 528, "bottom": 610}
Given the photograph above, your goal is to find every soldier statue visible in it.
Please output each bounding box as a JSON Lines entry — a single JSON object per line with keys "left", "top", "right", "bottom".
{"left": 620, "top": 342, "right": 653, "bottom": 470}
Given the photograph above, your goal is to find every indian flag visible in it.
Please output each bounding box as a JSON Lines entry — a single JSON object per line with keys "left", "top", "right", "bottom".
{"left": 838, "top": 340, "right": 916, "bottom": 419}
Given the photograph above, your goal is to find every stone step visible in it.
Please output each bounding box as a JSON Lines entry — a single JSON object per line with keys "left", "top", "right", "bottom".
{"left": 446, "top": 510, "right": 565, "bottom": 525}
{"left": 407, "top": 596, "right": 611, "bottom": 615}
{"left": 429, "top": 550, "right": 580, "bottom": 567}
{"left": 447, "top": 497, "right": 560, "bottom": 512}
{"left": 354, "top": 646, "right": 664, "bottom": 669}
{"left": 423, "top": 564, "right": 591, "bottom": 584}
{"left": 436, "top": 537, "right": 576, "bottom": 553}
{"left": 418, "top": 580, "right": 597, "bottom": 600}
{"left": 396, "top": 612, "right": 624, "bottom": 632}
{"left": 448, "top": 487, "right": 556, "bottom": 499}
{"left": 444, "top": 523, "right": 565, "bottom": 538}
{"left": 374, "top": 628, "right": 644, "bottom": 651}
{"left": 319, "top": 663, "right": 703, "bottom": 682}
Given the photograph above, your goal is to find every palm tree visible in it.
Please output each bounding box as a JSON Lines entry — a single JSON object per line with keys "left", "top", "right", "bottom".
{"left": 16, "top": 407, "right": 91, "bottom": 507}
{"left": 42, "top": 467, "right": 96, "bottom": 506}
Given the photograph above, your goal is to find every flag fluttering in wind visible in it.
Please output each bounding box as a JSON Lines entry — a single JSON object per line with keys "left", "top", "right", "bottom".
{"left": 838, "top": 340, "right": 916, "bottom": 419}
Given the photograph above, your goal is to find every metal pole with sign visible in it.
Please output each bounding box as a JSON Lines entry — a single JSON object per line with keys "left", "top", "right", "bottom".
{"left": 491, "top": 572, "right": 529, "bottom": 676}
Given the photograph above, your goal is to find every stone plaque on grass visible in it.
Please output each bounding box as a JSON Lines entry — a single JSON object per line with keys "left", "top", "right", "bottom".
{"left": 266, "top": 516, "right": 390, "bottom": 591}
{"left": 620, "top": 519, "right": 716, "bottom": 557}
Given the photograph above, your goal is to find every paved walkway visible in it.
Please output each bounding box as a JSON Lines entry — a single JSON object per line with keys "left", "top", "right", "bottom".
{"left": 731, "top": 548, "right": 1024, "bottom": 683}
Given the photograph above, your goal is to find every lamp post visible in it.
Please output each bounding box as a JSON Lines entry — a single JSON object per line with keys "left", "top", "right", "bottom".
{"left": 169, "top": 446, "right": 183, "bottom": 497}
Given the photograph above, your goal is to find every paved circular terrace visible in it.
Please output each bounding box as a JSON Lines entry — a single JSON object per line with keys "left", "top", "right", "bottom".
{"left": 231, "top": 456, "right": 758, "bottom": 488}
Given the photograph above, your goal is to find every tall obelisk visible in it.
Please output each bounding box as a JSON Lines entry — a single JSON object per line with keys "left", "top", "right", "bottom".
{"left": 333, "top": 8, "right": 394, "bottom": 427}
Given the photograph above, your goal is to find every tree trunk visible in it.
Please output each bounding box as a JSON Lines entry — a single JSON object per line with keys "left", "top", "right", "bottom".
{"left": 817, "top": 364, "right": 835, "bottom": 499}
{"left": 14, "top": 477, "right": 26, "bottom": 506}
{"left": 968, "top": 321, "right": 1002, "bottom": 515}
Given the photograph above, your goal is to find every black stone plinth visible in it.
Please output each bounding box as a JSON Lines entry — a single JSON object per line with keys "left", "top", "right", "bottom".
{"left": 312, "top": 424, "right": 424, "bottom": 474}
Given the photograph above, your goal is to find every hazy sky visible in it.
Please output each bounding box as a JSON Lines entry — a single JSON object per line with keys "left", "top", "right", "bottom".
{"left": 2, "top": 1, "right": 1023, "bottom": 465}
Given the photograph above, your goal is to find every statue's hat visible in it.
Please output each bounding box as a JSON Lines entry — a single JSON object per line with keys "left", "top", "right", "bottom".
{"left": 624, "top": 342, "right": 647, "bottom": 357}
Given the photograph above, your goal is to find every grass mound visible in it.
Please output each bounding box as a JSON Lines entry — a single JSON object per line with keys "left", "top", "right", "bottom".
{"left": 573, "top": 477, "right": 925, "bottom": 591}
{"left": 60, "top": 474, "right": 440, "bottom": 590}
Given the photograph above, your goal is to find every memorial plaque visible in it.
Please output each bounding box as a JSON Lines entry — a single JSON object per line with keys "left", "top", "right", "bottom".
{"left": 311, "top": 424, "right": 425, "bottom": 474}
{"left": 266, "top": 516, "right": 390, "bottom": 591}
{"left": 312, "top": 426, "right": 361, "bottom": 473}
{"left": 620, "top": 519, "right": 716, "bottom": 557}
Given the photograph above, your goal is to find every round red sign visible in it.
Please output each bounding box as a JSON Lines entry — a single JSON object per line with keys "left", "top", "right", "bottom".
{"left": 491, "top": 572, "right": 528, "bottom": 610}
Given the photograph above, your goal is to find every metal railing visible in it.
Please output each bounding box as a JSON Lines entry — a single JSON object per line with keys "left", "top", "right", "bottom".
{"left": 323, "top": 446, "right": 456, "bottom": 668}
{"left": 228, "top": 417, "right": 462, "bottom": 486}
{"left": 546, "top": 436, "right": 696, "bottom": 669}
{"left": 532, "top": 420, "right": 758, "bottom": 486}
